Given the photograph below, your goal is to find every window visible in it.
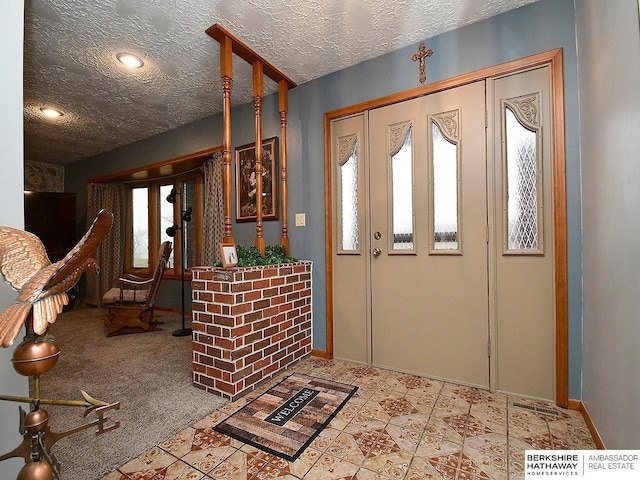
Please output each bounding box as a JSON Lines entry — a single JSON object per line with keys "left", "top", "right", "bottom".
{"left": 126, "top": 172, "right": 203, "bottom": 277}
{"left": 429, "top": 109, "right": 461, "bottom": 254}
{"left": 389, "top": 121, "right": 415, "bottom": 252}
{"left": 337, "top": 134, "right": 360, "bottom": 253}
{"left": 502, "top": 93, "right": 543, "bottom": 254}
{"left": 131, "top": 186, "right": 149, "bottom": 267}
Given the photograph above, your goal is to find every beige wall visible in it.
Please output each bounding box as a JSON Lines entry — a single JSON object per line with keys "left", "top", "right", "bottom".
{"left": 576, "top": 0, "right": 640, "bottom": 448}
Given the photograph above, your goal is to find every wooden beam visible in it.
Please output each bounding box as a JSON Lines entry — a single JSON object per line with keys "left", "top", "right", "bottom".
{"left": 88, "top": 147, "right": 221, "bottom": 184}
{"left": 206, "top": 24, "right": 297, "bottom": 89}
{"left": 220, "top": 34, "right": 233, "bottom": 78}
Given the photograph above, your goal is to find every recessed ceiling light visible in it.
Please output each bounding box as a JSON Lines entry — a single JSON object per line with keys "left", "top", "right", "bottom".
{"left": 116, "top": 52, "right": 144, "bottom": 68}
{"left": 39, "top": 107, "right": 64, "bottom": 118}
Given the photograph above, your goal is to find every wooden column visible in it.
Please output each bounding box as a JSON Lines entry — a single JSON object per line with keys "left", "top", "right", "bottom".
{"left": 207, "top": 24, "right": 297, "bottom": 253}
{"left": 253, "top": 61, "right": 265, "bottom": 255}
{"left": 278, "top": 80, "right": 290, "bottom": 256}
{"left": 220, "top": 35, "right": 234, "bottom": 244}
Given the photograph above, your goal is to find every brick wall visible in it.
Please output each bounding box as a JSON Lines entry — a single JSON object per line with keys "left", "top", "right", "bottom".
{"left": 191, "top": 262, "right": 312, "bottom": 400}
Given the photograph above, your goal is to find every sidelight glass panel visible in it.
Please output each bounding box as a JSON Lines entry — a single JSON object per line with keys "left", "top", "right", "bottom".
{"left": 505, "top": 106, "right": 539, "bottom": 251}
{"left": 340, "top": 140, "right": 359, "bottom": 251}
{"left": 432, "top": 120, "right": 459, "bottom": 251}
{"left": 131, "top": 187, "right": 149, "bottom": 268}
{"left": 391, "top": 126, "right": 414, "bottom": 250}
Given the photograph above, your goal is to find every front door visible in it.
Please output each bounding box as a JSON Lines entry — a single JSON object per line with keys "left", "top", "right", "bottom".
{"left": 368, "top": 81, "right": 489, "bottom": 388}
{"left": 331, "top": 64, "right": 557, "bottom": 399}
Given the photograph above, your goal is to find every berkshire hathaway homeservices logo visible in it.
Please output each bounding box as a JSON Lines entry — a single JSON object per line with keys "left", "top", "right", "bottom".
{"left": 525, "top": 450, "right": 639, "bottom": 479}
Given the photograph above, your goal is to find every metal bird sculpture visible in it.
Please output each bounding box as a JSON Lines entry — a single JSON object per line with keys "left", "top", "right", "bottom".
{"left": 0, "top": 209, "right": 113, "bottom": 347}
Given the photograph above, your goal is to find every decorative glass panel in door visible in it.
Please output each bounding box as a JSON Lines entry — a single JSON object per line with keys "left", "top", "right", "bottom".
{"left": 337, "top": 134, "right": 360, "bottom": 252}
{"left": 502, "top": 93, "right": 543, "bottom": 254}
{"left": 429, "top": 109, "right": 461, "bottom": 253}
{"left": 389, "top": 121, "right": 415, "bottom": 252}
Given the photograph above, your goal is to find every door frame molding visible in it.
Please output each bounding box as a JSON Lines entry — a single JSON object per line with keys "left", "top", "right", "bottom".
{"left": 323, "top": 48, "right": 568, "bottom": 407}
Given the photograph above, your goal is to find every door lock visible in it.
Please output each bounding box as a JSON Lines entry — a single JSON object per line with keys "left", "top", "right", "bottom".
{"left": 372, "top": 247, "right": 382, "bottom": 257}
{"left": 373, "top": 231, "right": 382, "bottom": 240}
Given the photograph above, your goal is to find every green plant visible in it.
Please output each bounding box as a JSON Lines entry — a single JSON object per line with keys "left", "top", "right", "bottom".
{"left": 216, "top": 244, "right": 298, "bottom": 267}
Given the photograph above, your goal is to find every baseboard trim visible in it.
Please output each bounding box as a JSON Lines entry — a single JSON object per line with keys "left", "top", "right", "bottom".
{"left": 567, "top": 399, "right": 582, "bottom": 411}
{"left": 569, "top": 399, "right": 606, "bottom": 450}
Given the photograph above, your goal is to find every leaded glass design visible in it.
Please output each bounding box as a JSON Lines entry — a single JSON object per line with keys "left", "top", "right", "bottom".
{"left": 390, "top": 122, "right": 414, "bottom": 250}
{"left": 339, "top": 135, "right": 359, "bottom": 251}
{"left": 430, "top": 110, "right": 460, "bottom": 252}
{"left": 504, "top": 99, "right": 541, "bottom": 252}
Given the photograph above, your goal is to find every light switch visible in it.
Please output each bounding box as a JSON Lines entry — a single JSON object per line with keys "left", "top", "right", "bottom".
{"left": 295, "top": 213, "right": 306, "bottom": 227}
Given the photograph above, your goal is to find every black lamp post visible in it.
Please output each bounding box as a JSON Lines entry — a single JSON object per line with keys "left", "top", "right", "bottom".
{"left": 166, "top": 187, "right": 192, "bottom": 337}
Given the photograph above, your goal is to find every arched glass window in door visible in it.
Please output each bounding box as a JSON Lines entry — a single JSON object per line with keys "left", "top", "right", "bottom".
{"left": 429, "top": 109, "right": 461, "bottom": 254}
{"left": 389, "top": 121, "right": 415, "bottom": 252}
{"left": 337, "top": 134, "right": 360, "bottom": 253}
{"left": 502, "top": 93, "right": 544, "bottom": 254}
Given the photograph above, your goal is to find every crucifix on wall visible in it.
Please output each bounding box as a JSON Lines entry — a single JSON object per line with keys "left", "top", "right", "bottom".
{"left": 412, "top": 42, "right": 434, "bottom": 84}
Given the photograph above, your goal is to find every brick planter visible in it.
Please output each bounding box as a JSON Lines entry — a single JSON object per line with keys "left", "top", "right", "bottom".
{"left": 191, "top": 262, "right": 312, "bottom": 400}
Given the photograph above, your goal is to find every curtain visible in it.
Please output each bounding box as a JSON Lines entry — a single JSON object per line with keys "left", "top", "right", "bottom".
{"left": 201, "top": 151, "right": 224, "bottom": 265}
{"left": 85, "top": 182, "right": 127, "bottom": 306}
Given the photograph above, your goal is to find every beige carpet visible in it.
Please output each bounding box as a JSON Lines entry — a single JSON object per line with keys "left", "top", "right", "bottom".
{"left": 37, "top": 306, "right": 227, "bottom": 480}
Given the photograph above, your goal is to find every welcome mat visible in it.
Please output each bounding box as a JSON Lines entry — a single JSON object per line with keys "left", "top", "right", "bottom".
{"left": 213, "top": 373, "right": 358, "bottom": 461}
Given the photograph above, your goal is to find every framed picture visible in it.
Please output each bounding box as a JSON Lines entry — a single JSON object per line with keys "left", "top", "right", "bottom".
{"left": 220, "top": 242, "right": 238, "bottom": 268}
{"left": 235, "top": 137, "right": 278, "bottom": 222}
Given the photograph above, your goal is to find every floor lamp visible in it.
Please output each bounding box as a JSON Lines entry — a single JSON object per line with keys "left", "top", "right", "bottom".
{"left": 166, "top": 188, "right": 193, "bottom": 337}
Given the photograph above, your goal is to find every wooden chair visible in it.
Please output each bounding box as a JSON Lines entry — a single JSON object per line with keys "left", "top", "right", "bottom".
{"left": 102, "top": 241, "right": 172, "bottom": 336}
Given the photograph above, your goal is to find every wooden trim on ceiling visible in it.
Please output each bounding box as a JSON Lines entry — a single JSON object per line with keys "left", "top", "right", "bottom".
{"left": 323, "top": 48, "right": 569, "bottom": 407}
{"left": 88, "top": 146, "right": 222, "bottom": 184}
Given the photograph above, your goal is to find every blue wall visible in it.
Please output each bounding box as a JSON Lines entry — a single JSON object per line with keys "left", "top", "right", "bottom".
{"left": 67, "top": 0, "right": 582, "bottom": 398}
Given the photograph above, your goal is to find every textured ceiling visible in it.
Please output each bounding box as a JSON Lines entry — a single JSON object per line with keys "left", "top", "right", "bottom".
{"left": 24, "top": 0, "right": 539, "bottom": 166}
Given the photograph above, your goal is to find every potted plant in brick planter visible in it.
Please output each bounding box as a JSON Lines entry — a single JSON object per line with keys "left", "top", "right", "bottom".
{"left": 227, "top": 244, "right": 298, "bottom": 267}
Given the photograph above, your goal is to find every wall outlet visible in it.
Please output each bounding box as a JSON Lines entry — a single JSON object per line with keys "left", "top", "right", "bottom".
{"left": 295, "top": 213, "right": 306, "bottom": 227}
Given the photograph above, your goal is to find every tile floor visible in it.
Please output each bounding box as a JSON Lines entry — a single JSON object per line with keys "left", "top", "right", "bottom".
{"left": 101, "top": 357, "right": 596, "bottom": 480}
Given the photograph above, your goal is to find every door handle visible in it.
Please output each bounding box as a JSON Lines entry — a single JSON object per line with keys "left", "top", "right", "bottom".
{"left": 372, "top": 247, "right": 382, "bottom": 257}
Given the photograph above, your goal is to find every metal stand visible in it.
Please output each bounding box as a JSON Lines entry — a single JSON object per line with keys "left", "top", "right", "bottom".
{"left": 166, "top": 188, "right": 192, "bottom": 337}
{"left": 172, "top": 226, "right": 191, "bottom": 337}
